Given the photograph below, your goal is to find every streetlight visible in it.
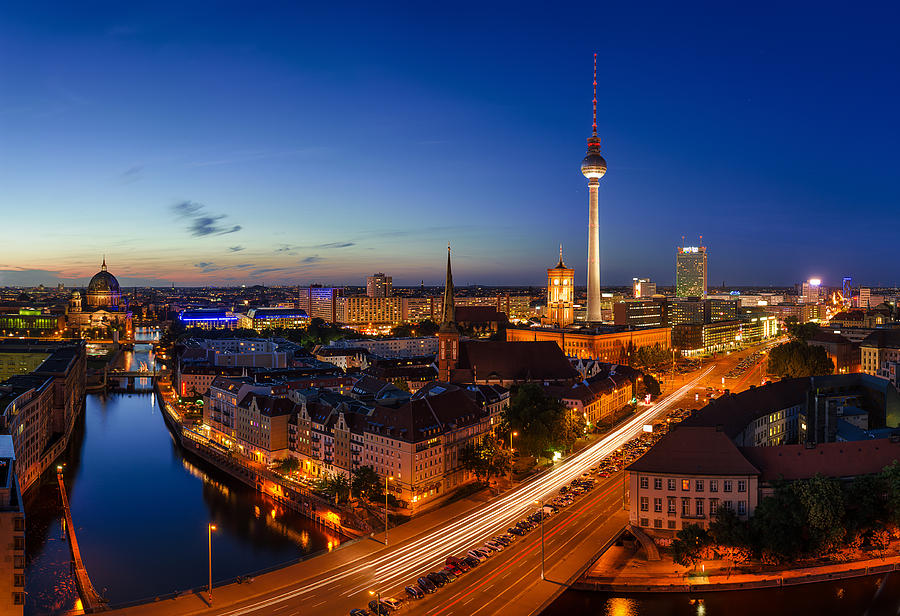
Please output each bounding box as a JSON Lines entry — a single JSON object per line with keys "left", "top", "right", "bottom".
{"left": 510, "top": 431, "right": 518, "bottom": 451}
{"left": 533, "top": 499, "right": 545, "bottom": 580}
{"left": 369, "top": 589, "right": 381, "bottom": 614}
{"left": 207, "top": 524, "right": 217, "bottom": 603}
{"left": 384, "top": 475, "right": 393, "bottom": 545}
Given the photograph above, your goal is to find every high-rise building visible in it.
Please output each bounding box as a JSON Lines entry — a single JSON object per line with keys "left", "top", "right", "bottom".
{"left": 675, "top": 244, "right": 708, "bottom": 298}
{"left": 800, "top": 279, "right": 822, "bottom": 304}
{"left": 366, "top": 273, "right": 392, "bottom": 298}
{"left": 632, "top": 278, "right": 656, "bottom": 298}
{"left": 546, "top": 247, "right": 575, "bottom": 327}
{"left": 581, "top": 53, "right": 607, "bottom": 322}
{"left": 842, "top": 277, "right": 852, "bottom": 304}
{"left": 858, "top": 287, "right": 871, "bottom": 309}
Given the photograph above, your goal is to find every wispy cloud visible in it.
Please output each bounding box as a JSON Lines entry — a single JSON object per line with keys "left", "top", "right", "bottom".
{"left": 193, "top": 262, "right": 222, "bottom": 273}
{"left": 228, "top": 245, "right": 245, "bottom": 252}
{"left": 301, "top": 255, "right": 323, "bottom": 264}
{"left": 172, "top": 200, "right": 242, "bottom": 237}
{"left": 313, "top": 242, "right": 354, "bottom": 249}
{"left": 119, "top": 165, "right": 144, "bottom": 184}
{"left": 185, "top": 147, "right": 333, "bottom": 168}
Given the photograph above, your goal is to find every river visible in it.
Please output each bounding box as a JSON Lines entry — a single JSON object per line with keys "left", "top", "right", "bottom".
{"left": 24, "top": 333, "right": 342, "bottom": 615}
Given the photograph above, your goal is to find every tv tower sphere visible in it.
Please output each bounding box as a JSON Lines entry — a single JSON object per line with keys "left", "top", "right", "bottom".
{"left": 581, "top": 139, "right": 607, "bottom": 179}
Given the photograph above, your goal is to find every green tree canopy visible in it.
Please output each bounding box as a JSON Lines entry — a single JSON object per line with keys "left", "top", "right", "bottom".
{"left": 351, "top": 465, "right": 384, "bottom": 501}
{"left": 671, "top": 524, "right": 710, "bottom": 569}
{"left": 784, "top": 317, "right": 821, "bottom": 342}
{"left": 460, "top": 435, "right": 512, "bottom": 483}
{"left": 506, "top": 384, "right": 584, "bottom": 458}
{"left": 767, "top": 340, "right": 834, "bottom": 378}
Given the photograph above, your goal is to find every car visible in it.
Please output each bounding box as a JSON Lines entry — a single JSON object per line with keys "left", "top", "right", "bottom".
{"left": 427, "top": 572, "right": 447, "bottom": 587}
{"left": 381, "top": 598, "right": 403, "bottom": 611}
{"left": 417, "top": 576, "right": 437, "bottom": 593}
{"left": 467, "top": 549, "right": 488, "bottom": 562}
{"left": 441, "top": 568, "right": 457, "bottom": 582}
{"left": 508, "top": 527, "right": 525, "bottom": 536}
{"left": 446, "top": 556, "right": 470, "bottom": 572}
{"left": 367, "top": 600, "right": 389, "bottom": 616}
{"left": 485, "top": 541, "right": 503, "bottom": 552}
{"left": 463, "top": 556, "right": 480, "bottom": 568}
{"left": 445, "top": 563, "right": 463, "bottom": 576}
{"left": 405, "top": 586, "right": 424, "bottom": 599}
{"left": 350, "top": 610, "right": 370, "bottom": 616}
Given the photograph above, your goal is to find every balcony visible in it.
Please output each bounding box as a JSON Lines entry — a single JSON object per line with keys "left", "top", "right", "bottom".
{"left": 681, "top": 513, "right": 706, "bottom": 520}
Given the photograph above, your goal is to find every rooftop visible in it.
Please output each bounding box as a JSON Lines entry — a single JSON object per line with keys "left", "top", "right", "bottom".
{"left": 626, "top": 426, "right": 761, "bottom": 476}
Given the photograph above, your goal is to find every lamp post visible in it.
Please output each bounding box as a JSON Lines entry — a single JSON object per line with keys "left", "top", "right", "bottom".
{"left": 369, "top": 589, "right": 381, "bottom": 614}
{"left": 384, "top": 475, "right": 393, "bottom": 545}
{"left": 533, "top": 499, "right": 545, "bottom": 579}
{"left": 510, "top": 431, "right": 518, "bottom": 451}
{"left": 207, "top": 523, "right": 217, "bottom": 603}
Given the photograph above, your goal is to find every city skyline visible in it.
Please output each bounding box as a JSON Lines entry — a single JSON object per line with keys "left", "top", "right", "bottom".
{"left": 2, "top": 3, "right": 898, "bottom": 288}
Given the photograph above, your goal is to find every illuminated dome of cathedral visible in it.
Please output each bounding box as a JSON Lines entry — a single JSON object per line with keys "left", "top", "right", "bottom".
{"left": 85, "top": 258, "right": 121, "bottom": 309}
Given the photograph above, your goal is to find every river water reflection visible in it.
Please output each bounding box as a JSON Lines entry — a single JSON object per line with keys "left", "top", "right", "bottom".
{"left": 24, "top": 339, "right": 341, "bottom": 615}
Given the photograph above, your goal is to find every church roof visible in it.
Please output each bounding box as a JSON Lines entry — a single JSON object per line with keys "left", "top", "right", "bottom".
{"left": 87, "top": 258, "right": 120, "bottom": 293}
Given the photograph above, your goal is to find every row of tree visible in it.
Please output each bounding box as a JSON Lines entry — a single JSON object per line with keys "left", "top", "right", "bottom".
{"left": 672, "top": 463, "right": 900, "bottom": 567}
{"left": 767, "top": 319, "right": 834, "bottom": 378}
{"left": 503, "top": 384, "right": 586, "bottom": 459}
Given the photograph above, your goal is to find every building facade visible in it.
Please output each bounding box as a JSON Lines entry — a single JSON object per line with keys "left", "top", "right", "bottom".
{"left": 545, "top": 250, "right": 575, "bottom": 328}
{"left": 506, "top": 325, "right": 671, "bottom": 362}
{"left": 675, "top": 245, "right": 708, "bottom": 298}
{"left": 366, "top": 273, "right": 393, "bottom": 298}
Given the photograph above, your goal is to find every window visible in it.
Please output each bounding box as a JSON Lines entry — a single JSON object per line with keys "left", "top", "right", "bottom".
{"left": 654, "top": 498, "right": 662, "bottom": 513}
{"left": 640, "top": 497, "right": 649, "bottom": 512}
{"left": 13, "top": 556, "right": 24, "bottom": 569}
{"left": 640, "top": 517, "right": 649, "bottom": 527}
{"left": 14, "top": 517, "right": 24, "bottom": 532}
{"left": 640, "top": 476, "right": 649, "bottom": 489}
{"left": 710, "top": 498, "right": 719, "bottom": 515}
{"left": 654, "top": 518, "right": 663, "bottom": 528}
{"left": 723, "top": 480, "right": 733, "bottom": 493}
{"left": 738, "top": 480, "right": 747, "bottom": 493}
{"left": 681, "top": 497, "right": 690, "bottom": 516}
{"left": 695, "top": 480, "right": 704, "bottom": 492}
{"left": 14, "top": 574, "right": 23, "bottom": 587}
{"left": 723, "top": 500, "right": 733, "bottom": 511}
{"left": 667, "top": 497, "right": 676, "bottom": 514}
{"left": 653, "top": 478, "right": 663, "bottom": 490}
{"left": 668, "top": 520, "right": 677, "bottom": 529}
{"left": 682, "top": 479, "right": 690, "bottom": 491}
{"left": 696, "top": 499, "right": 704, "bottom": 517}
{"left": 667, "top": 478, "right": 676, "bottom": 491}
{"left": 709, "top": 480, "right": 718, "bottom": 493}
{"left": 738, "top": 501, "right": 747, "bottom": 515}
{"left": 13, "top": 536, "right": 23, "bottom": 551}
{"left": 14, "top": 593, "right": 24, "bottom": 605}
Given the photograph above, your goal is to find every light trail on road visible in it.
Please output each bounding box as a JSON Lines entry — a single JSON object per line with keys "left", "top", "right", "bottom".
{"left": 216, "top": 364, "right": 716, "bottom": 616}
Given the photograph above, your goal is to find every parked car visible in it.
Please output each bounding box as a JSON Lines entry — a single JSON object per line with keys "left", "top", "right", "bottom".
{"left": 381, "top": 597, "right": 403, "bottom": 611}
{"left": 467, "top": 549, "right": 488, "bottom": 562}
{"left": 368, "top": 600, "right": 389, "bottom": 616}
{"left": 418, "top": 576, "right": 437, "bottom": 593}
{"left": 463, "top": 556, "right": 480, "bottom": 568}
{"left": 427, "top": 572, "right": 447, "bottom": 587}
{"left": 440, "top": 569, "right": 457, "bottom": 582}
{"left": 405, "top": 586, "right": 424, "bottom": 599}
{"left": 446, "top": 556, "right": 470, "bottom": 572}
{"left": 445, "top": 563, "right": 463, "bottom": 576}
{"left": 350, "top": 610, "right": 370, "bottom": 616}
{"left": 508, "top": 527, "right": 525, "bottom": 536}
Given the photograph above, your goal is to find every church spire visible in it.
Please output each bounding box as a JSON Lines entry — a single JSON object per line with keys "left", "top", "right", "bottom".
{"left": 440, "top": 243, "right": 456, "bottom": 329}
{"left": 557, "top": 244, "right": 566, "bottom": 268}
{"left": 101, "top": 255, "right": 107, "bottom": 272}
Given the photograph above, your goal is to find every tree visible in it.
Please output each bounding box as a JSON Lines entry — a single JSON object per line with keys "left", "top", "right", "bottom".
{"left": 709, "top": 508, "right": 752, "bottom": 572}
{"left": 273, "top": 457, "right": 300, "bottom": 474}
{"left": 881, "top": 460, "right": 900, "bottom": 526}
{"left": 749, "top": 480, "right": 805, "bottom": 561}
{"left": 506, "top": 384, "right": 582, "bottom": 458}
{"left": 871, "top": 528, "right": 891, "bottom": 559}
{"left": 460, "top": 436, "right": 512, "bottom": 484}
{"left": 767, "top": 340, "right": 834, "bottom": 378}
{"left": 784, "top": 317, "right": 821, "bottom": 342}
{"left": 843, "top": 473, "right": 886, "bottom": 534}
{"left": 351, "top": 465, "right": 384, "bottom": 501}
{"left": 642, "top": 373, "right": 661, "bottom": 397}
{"left": 795, "top": 474, "right": 846, "bottom": 552}
{"left": 671, "top": 524, "right": 710, "bottom": 569}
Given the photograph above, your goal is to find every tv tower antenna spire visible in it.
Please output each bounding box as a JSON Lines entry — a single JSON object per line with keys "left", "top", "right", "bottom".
{"left": 592, "top": 52, "right": 598, "bottom": 137}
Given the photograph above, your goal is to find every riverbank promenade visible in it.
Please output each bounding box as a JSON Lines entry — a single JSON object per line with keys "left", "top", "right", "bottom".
{"left": 577, "top": 544, "right": 900, "bottom": 593}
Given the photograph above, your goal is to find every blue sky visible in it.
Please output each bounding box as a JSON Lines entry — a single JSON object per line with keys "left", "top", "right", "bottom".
{"left": 1, "top": 2, "right": 898, "bottom": 288}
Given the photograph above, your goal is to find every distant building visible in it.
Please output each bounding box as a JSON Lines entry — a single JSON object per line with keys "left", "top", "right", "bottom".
{"left": 66, "top": 259, "right": 132, "bottom": 335}
{"left": 298, "top": 286, "right": 343, "bottom": 322}
{"left": 506, "top": 324, "right": 671, "bottom": 362}
{"left": 327, "top": 337, "right": 438, "bottom": 358}
{"left": 0, "top": 310, "right": 66, "bottom": 338}
{"left": 240, "top": 307, "right": 309, "bottom": 330}
{"left": 178, "top": 309, "right": 238, "bottom": 330}
{"left": 632, "top": 278, "right": 657, "bottom": 299}
{"left": 858, "top": 288, "right": 872, "bottom": 309}
{"left": 613, "top": 299, "right": 667, "bottom": 329}
{"left": 335, "top": 296, "right": 403, "bottom": 328}
{"left": 807, "top": 330, "right": 860, "bottom": 374}
{"left": 366, "top": 273, "right": 393, "bottom": 298}
{"left": 842, "top": 277, "right": 853, "bottom": 303}
{"left": 800, "top": 279, "right": 823, "bottom": 304}
{"left": 545, "top": 249, "right": 575, "bottom": 327}
{"left": 675, "top": 244, "right": 707, "bottom": 298}
{"left": 860, "top": 329, "right": 900, "bottom": 375}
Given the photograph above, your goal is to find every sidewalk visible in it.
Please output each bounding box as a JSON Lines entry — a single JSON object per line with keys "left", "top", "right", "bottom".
{"left": 577, "top": 545, "right": 900, "bottom": 593}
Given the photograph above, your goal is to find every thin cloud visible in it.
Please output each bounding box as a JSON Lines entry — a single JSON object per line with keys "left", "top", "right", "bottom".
{"left": 313, "top": 242, "right": 354, "bottom": 249}
{"left": 228, "top": 246, "right": 245, "bottom": 252}
{"left": 193, "top": 262, "right": 223, "bottom": 273}
{"left": 301, "top": 255, "right": 323, "bottom": 264}
{"left": 119, "top": 165, "right": 144, "bottom": 184}
{"left": 172, "top": 201, "right": 242, "bottom": 237}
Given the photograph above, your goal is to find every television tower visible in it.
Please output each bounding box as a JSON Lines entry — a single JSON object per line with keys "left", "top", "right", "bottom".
{"left": 581, "top": 52, "right": 607, "bottom": 322}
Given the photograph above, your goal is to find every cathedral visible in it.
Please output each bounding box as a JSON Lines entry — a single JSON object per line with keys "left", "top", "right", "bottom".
{"left": 66, "top": 258, "right": 131, "bottom": 336}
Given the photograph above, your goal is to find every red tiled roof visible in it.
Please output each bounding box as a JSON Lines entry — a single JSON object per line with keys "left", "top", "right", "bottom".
{"left": 626, "top": 426, "right": 761, "bottom": 476}
{"left": 453, "top": 340, "right": 578, "bottom": 383}
{"left": 741, "top": 440, "right": 900, "bottom": 482}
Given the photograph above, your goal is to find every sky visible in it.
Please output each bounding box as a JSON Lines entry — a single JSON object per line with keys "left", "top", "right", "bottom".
{"left": 1, "top": 2, "right": 898, "bottom": 288}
